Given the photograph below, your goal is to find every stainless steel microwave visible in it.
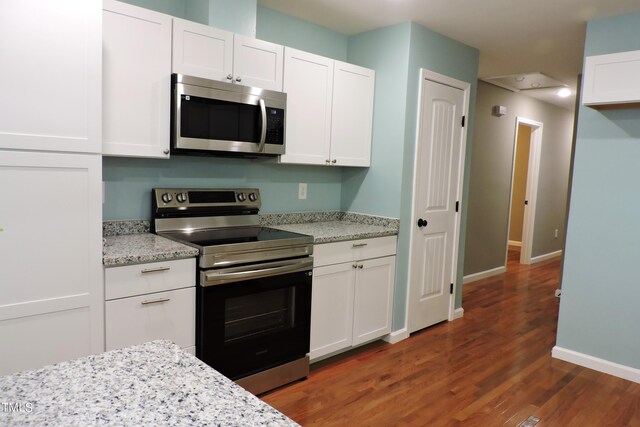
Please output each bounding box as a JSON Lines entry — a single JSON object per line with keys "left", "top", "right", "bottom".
{"left": 171, "top": 74, "right": 286, "bottom": 156}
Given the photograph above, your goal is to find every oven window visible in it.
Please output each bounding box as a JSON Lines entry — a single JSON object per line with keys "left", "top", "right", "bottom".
{"left": 224, "top": 287, "right": 295, "bottom": 343}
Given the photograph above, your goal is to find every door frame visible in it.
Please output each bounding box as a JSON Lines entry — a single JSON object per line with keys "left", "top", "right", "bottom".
{"left": 505, "top": 117, "right": 543, "bottom": 265}
{"left": 406, "top": 69, "right": 471, "bottom": 329}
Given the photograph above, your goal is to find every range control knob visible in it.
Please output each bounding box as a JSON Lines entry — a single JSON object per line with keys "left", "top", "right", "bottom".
{"left": 176, "top": 193, "right": 187, "bottom": 203}
{"left": 248, "top": 192, "right": 257, "bottom": 202}
{"left": 237, "top": 192, "right": 246, "bottom": 202}
{"left": 161, "top": 193, "right": 173, "bottom": 204}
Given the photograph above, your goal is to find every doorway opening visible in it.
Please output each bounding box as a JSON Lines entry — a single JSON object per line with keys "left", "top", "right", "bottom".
{"left": 506, "top": 117, "right": 543, "bottom": 267}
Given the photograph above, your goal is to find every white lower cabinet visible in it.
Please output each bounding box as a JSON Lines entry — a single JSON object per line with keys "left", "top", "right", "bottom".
{"left": 104, "top": 258, "right": 195, "bottom": 351}
{"left": 310, "top": 237, "right": 396, "bottom": 361}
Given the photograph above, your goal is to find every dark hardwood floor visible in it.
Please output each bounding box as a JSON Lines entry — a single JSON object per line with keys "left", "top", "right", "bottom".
{"left": 261, "top": 247, "right": 640, "bottom": 426}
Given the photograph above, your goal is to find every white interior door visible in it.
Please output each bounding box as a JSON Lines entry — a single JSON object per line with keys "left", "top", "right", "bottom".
{"left": 408, "top": 76, "right": 465, "bottom": 334}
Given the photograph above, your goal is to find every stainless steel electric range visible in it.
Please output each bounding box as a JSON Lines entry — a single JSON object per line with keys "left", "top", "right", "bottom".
{"left": 152, "top": 188, "right": 313, "bottom": 395}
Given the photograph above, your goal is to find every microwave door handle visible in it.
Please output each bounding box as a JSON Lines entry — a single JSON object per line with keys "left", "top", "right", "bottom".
{"left": 258, "top": 98, "right": 267, "bottom": 152}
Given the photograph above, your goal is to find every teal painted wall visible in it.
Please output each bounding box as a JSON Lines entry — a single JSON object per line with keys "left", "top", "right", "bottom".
{"left": 256, "top": 7, "right": 348, "bottom": 61}
{"left": 556, "top": 12, "right": 640, "bottom": 369}
{"left": 344, "top": 22, "right": 478, "bottom": 329}
{"left": 209, "top": 0, "right": 256, "bottom": 36}
{"left": 342, "top": 23, "right": 412, "bottom": 219}
{"left": 103, "top": 157, "right": 342, "bottom": 220}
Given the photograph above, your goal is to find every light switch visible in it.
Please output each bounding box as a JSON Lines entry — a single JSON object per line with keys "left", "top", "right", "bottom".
{"left": 298, "top": 183, "right": 307, "bottom": 200}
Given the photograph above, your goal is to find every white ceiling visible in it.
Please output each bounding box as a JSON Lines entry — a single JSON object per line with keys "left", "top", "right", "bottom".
{"left": 257, "top": 0, "right": 640, "bottom": 110}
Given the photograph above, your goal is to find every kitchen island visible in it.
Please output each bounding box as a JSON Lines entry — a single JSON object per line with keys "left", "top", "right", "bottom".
{"left": 0, "top": 340, "right": 298, "bottom": 427}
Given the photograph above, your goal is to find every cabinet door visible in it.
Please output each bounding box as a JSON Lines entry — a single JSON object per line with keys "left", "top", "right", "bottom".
{"left": 172, "top": 18, "right": 233, "bottom": 82}
{"left": 280, "top": 48, "right": 333, "bottom": 165}
{"left": 102, "top": 0, "right": 171, "bottom": 158}
{"left": 105, "top": 287, "right": 195, "bottom": 351}
{"left": 583, "top": 50, "right": 640, "bottom": 107}
{"left": 310, "top": 263, "right": 355, "bottom": 361}
{"left": 330, "top": 61, "right": 375, "bottom": 167}
{"left": 233, "top": 35, "right": 284, "bottom": 91}
{"left": 0, "top": 0, "right": 101, "bottom": 154}
{"left": 0, "top": 150, "right": 103, "bottom": 375}
{"left": 352, "top": 256, "right": 395, "bottom": 346}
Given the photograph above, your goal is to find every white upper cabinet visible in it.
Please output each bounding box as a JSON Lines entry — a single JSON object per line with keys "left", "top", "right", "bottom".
{"left": 583, "top": 50, "right": 640, "bottom": 107}
{"left": 172, "top": 20, "right": 283, "bottom": 91}
{"left": 331, "top": 61, "right": 375, "bottom": 167}
{"left": 0, "top": 0, "right": 101, "bottom": 154}
{"left": 281, "top": 48, "right": 334, "bottom": 165}
{"left": 172, "top": 18, "right": 233, "bottom": 82}
{"left": 233, "top": 35, "right": 284, "bottom": 91}
{"left": 280, "top": 49, "right": 375, "bottom": 167}
{"left": 102, "top": 0, "right": 172, "bottom": 158}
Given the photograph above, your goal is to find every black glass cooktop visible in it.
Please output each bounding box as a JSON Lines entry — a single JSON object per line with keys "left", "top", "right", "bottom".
{"left": 160, "top": 226, "right": 312, "bottom": 249}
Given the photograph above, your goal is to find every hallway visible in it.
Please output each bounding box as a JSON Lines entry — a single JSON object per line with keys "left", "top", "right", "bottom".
{"left": 262, "top": 254, "right": 640, "bottom": 426}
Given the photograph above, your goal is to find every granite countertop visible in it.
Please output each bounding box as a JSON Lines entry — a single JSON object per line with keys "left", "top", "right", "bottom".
{"left": 102, "top": 213, "right": 399, "bottom": 266}
{"left": 262, "top": 211, "right": 399, "bottom": 244}
{"left": 0, "top": 340, "right": 298, "bottom": 427}
{"left": 103, "top": 233, "right": 199, "bottom": 267}
{"left": 271, "top": 221, "right": 397, "bottom": 244}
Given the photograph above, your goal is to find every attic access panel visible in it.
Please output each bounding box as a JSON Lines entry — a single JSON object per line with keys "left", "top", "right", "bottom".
{"left": 482, "top": 72, "right": 567, "bottom": 92}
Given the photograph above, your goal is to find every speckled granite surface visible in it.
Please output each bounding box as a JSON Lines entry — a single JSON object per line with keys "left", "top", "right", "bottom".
{"left": 103, "top": 234, "right": 198, "bottom": 267}
{"left": 103, "top": 220, "right": 150, "bottom": 236}
{"left": 271, "top": 220, "right": 398, "bottom": 244}
{"left": 0, "top": 340, "right": 298, "bottom": 427}
{"left": 259, "top": 211, "right": 399, "bottom": 230}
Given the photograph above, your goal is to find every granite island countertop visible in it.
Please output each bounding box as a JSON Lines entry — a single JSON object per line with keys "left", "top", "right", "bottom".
{"left": 0, "top": 340, "right": 298, "bottom": 427}
{"left": 103, "top": 233, "right": 199, "bottom": 267}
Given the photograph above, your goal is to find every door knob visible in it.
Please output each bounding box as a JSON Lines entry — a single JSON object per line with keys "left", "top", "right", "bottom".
{"left": 417, "top": 218, "right": 428, "bottom": 227}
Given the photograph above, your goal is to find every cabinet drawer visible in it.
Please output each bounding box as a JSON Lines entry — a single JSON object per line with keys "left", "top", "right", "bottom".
{"left": 105, "top": 287, "right": 195, "bottom": 351}
{"left": 314, "top": 236, "right": 397, "bottom": 267}
{"left": 105, "top": 258, "right": 195, "bottom": 300}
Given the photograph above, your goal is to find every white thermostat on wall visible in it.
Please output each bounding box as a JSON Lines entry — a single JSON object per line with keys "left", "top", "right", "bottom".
{"left": 492, "top": 105, "right": 507, "bottom": 117}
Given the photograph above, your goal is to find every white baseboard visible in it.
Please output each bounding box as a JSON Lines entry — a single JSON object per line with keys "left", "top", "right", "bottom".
{"left": 530, "top": 249, "right": 562, "bottom": 264}
{"left": 453, "top": 307, "right": 464, "bottom": 319}
{"left": 552, "top": 346, "right": 640, "bottom": 384}
{"left": 508, "top": 240, "right": 522, "bottom": 247}
{"left": 383, "top": 328, "right": 408, "bottom": 344}
{"left": 463, "top": 266, "right": 506, "bottom": 284}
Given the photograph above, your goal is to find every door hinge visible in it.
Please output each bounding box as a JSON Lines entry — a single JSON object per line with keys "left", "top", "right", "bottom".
{"left": 455, "top": 201, "right": 459, "bottom": 212}
{"left": 450, "top": 283, "right": 454, "bottom": 294}
{"left": 461, "top": 115, "right": 465, "bottom": 127}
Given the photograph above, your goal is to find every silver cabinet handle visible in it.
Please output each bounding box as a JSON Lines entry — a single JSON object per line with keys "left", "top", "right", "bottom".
{"left": 258, "top": 98, "right": 267, "bottom": 152}
{"left": 325, "top": 159, "right": 330, "bottom": 164}
{"left": 331, "top": 159, "right": 337, "bottom": 164}
{"left": 141, "top": 266, "right": 170, "bottom": 274}
{"left": 226, "top": 74, "right": 233, "bottom": 80}
{"left": 141, "top": 297, "right": 170, "bottom": 305}
{"left": 352, "top": 264, "right": 358, "bottom": 269}
{"left": 352, "top": 243, "right": 368, "bottom": 248}
{"left": 163, "top": 149, "right": 169, "bottom": 155}
{"left": 358, "top": 264, "right": 364, "bottom": 269}
{"left": 235, "top": 76, "right": 242, "bottom": 82}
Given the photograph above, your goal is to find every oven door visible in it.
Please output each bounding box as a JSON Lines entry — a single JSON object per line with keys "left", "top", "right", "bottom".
{"left": 196, "top": 258, "right": 312, "bottom": 380}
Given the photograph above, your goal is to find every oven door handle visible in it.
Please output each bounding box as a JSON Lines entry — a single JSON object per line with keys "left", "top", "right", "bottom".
{"left": 202, "top": 258, "right": 313, "bottom": 286}
{"left": 258, "top": 98, "right": 267, "bottom": 153}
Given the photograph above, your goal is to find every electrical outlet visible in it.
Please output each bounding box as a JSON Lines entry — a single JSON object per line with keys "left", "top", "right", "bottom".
{"left": 554, "top": 229, "right": 559, "bottom": 238}
{"left": 298, "top": 183, "right": 307, "bottom": 200}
